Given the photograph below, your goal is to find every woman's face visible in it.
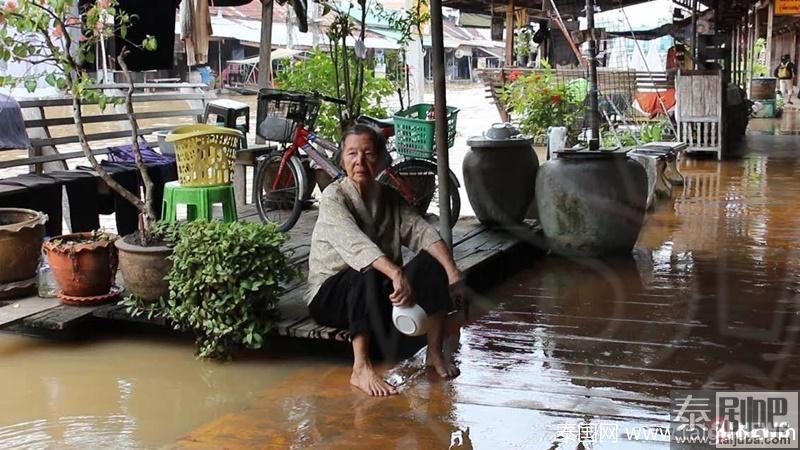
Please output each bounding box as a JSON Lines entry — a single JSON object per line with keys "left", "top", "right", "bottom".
{"left": 342, "top": 133, "right": 380, "bottom": 189}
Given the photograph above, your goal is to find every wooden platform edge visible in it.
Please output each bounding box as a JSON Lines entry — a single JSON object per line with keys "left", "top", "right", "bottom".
{"left": 1, "top": 219, "right": 540, "bottom": 343}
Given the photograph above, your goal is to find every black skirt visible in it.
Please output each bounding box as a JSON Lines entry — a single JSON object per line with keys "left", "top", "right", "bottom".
{"left": 309, "top": 250, "right": 453, "bottom": 340}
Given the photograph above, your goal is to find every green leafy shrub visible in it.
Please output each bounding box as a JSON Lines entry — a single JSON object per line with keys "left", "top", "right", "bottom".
{"left": 276, "top": 48, "right": 394, "bottom": 140}
{"left": 515, "top": 28, "right": 532, "bottom": 61}
{"left": 499, "top": 62, "right": 586, "bottom": 141}
{"left": 123, "top": 220, "right": 298, "bottom": 359}
{"left": 601, "top": 118, "right": 669, "bottom": 148}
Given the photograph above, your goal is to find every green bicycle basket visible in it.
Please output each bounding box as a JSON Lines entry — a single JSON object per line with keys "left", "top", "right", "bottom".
{"left": 392, "top": 104, "right": 459, "bottom": 159}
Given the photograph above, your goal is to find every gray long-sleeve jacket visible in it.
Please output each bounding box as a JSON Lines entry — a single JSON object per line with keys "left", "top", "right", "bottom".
{"left": 305, "top": 178, "right": 442, "bottom": 305}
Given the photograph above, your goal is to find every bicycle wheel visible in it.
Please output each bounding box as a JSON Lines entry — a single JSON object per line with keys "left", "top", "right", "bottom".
{"left": 253, "top": 153, "right": 306, "bottom": 232}
{"left": 377, "top": 159, "right": 460, "bottom": 228}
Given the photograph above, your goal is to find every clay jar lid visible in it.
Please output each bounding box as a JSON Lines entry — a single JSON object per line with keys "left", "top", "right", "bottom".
{"left": 467, "top": 123, "right": 533, "bottom": 149}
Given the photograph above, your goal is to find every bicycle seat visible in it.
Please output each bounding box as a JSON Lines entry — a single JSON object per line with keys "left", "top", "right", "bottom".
{"left": 357, "top": 115, "right": 394, "bottom": 129}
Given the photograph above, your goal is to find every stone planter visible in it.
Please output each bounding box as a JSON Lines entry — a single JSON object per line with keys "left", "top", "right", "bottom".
{"left": 44, "top": 232, "right": 118, "bottom": 298}
{"left": 116, "top": 235, "right": 172, "bottom": 301}
{"left": 465, "top": 124, "right": 539, "bottom": 226}
{"left": 0, "top": 208, "right": 47, "bottom": 299}
{"left": 536, "top": 152, "right": 648, "bottom": 256}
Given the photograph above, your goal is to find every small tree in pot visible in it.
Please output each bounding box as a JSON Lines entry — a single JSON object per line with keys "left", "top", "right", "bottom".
{"left": 515, "top": 28, "right": 532, "bottom": 67}
{"left": 0, "top": 0, "right": 167, "bottom": 299}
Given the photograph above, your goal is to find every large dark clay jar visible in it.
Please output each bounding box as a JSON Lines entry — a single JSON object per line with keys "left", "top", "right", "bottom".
{"left": 536, "top": 154, "right": 648, "bottom": 256}
{"left": 464, "top": 124, "right": 539, "bottom": 226}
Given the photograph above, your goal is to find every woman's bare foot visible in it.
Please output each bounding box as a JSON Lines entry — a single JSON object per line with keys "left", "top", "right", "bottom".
{"left": 350, "top": 363, "right": 398, "bottom": 396}
{"left": 426, "top": 348, "right": 460, "bottom": 379}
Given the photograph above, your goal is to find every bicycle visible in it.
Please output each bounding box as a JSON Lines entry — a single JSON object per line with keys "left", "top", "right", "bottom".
{"left": 252, "top": 89, "right": 461, "bottom": 232}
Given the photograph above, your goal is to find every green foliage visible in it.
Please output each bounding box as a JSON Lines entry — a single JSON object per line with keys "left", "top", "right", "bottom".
{"left": 374, "top": 0, "right": 429, "bottom": 48}
{"left": 515, "top": 28, "right": 532, "bottom": 59}
{"left": 372, "top": 1, "right": 428, "bottom": 104}
{"left": 601, "top": 119, "right": 669, "bottom": 148}
{"left": 753, "top": 38, "right": 768, "bottom": 78}
{"left": 0, "top": 0, "right": 149, "bottom": 105}
{"left": 499, "top": 62, "right": 585, "bottom": 139}
{"left": 640, "top": 120, "right": 665, "bottom": 143}
{"left": 136, "top": 220, "right": 297, "bottom": 360}
{"left": 277, "top": 48, "right": 394, "bottom": 140}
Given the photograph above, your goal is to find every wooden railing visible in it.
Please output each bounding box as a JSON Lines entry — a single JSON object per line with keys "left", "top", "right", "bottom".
{"left": 2, "top": 83, "right": 212, "bottom": 173}
{"left": 475, "top": 67, "right": 674, "bottom": 122}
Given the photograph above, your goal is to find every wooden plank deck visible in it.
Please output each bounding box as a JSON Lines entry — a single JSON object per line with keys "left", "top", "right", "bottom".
{"left": 0, "top": 298, "right": 61, "bottom": 327}
{"left": 0, "top": 205, "right": 538, "bottom": 342}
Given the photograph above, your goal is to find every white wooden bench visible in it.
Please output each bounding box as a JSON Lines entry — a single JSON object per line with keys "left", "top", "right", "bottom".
{"left": 676, "top": 70, "right": 724, "bottom": 160}
{"left": 0, "top": 83, "right": 212, "bottom": 173}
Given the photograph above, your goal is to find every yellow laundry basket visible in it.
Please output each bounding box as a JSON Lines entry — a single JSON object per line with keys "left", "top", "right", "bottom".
{"left": 166, "top": 124, "right": 244, "bottom": 187}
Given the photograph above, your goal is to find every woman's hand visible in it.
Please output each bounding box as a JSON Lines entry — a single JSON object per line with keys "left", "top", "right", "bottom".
{"left": 389, "top": 270, "right": 415, "bottom": 307}
{"left": 447, "top": 269, "right": 465, "bottom": 307}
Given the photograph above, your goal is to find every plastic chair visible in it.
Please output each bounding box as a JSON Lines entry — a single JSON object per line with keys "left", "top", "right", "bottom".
{"left": 161, "top": 181, "right": 237, "bottom": 222}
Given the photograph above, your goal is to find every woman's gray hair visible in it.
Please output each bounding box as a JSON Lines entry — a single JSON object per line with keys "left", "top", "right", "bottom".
{"left": 340, "top": 124, "right": 391, "bottom": 170}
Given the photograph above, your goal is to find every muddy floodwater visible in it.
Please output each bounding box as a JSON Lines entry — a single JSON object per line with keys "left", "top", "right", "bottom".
{"left": 0, "top": 332, "right": 338, "bottom": 448}
{"left": 2, "top": 95, "right": 800, "bottom": 448}
{"left": 175, "top": 133, "right": 800, "bottom": 448}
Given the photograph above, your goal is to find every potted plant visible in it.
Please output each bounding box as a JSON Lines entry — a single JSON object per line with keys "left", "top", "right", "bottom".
{"left": 0, "top": 208, "right": 47, "bottom": 299}
{"left": 515, "top": 28, "right": 532, "bottom": 67}
{"left": 123, "top": 220, "right": 298, "bottom": 360}
{"left": 42, "top": 230, "right": 118, "bottom": 300}
{"left": 499, "top": 62, "right": 586, "bottom": 146}
{"left": 1, "top": 0, "right": 168, "bottom": 300}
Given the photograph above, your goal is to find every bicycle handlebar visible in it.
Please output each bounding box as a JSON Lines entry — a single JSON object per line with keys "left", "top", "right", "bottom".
{"left": 317, "top": 93, "right": 347, "bottom": 106}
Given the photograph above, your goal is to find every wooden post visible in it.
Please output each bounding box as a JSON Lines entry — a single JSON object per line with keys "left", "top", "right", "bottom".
{"left": 738, "top": 24, "right": 743, "bottom": 85}
{"left": 505, "top": 0, "right": 515, "bottom": 66}
{"left": 258, "top": 1, "right": 274, "bottom": 93}
{"left": 691, "top": 0, "right": 699, "bottom": 69}
{"left": 766, "top": 0, "right": 774, "bottom": 72}
{"left": 586, "top": 0, "right": 599, "bottom": 150}
{"left": 736, "top": 25, "right": 742, "bottom": 86}
{"left": 255, "top": 0, "right": 273, "bottom": 148}
{"left": 429, "top": 0, "right": 452, "bottom": 247}
{"left": 733, "top": 25, "right": 739, "bottom": 86}
{"left": 237, "top": 0, "right": 274, "bottom": 206}
{"left": 748, "top": 6, "right": 761, "bottom": 81}
{"left": 748, "top": 9, "right": 756, "bottom": 93}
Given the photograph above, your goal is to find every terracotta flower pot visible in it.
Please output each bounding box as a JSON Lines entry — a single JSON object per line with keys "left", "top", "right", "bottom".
{"left": 44, "top": 232, "right": 118, "bottom": 298}
{"left": 115, "top": 234, "right": 172, "bottom": 301}
{"left": 0, "top": 208, "right": 47, "bottom": 299}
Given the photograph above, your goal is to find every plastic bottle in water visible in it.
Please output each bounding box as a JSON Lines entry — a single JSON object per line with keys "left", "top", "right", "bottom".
{"left": 37, "top": 250, "right": 57, "bottom": 298}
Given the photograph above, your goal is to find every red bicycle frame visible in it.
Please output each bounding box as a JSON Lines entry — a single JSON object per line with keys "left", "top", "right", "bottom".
{"left": 269, "top": 120, "right": 419, "bottom": 207}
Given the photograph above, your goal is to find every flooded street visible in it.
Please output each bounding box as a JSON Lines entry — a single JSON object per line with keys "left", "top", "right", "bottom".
{"left": 0, "top": 332, "right": 342, "bottom": 449}
{"left": 3, "top": 91, "right": 800, "bottom": 448}
{"left": 175, "top": 132, "right": 800, "bottom": 448}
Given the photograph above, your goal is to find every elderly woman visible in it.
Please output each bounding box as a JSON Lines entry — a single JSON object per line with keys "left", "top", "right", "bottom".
{"left": 306, "top": 124, "right": 463, "bottom": 396}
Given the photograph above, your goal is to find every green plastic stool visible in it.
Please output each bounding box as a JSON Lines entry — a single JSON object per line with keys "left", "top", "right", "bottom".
{"left": 162, "top": 181, "right": 237, "bottom": 222}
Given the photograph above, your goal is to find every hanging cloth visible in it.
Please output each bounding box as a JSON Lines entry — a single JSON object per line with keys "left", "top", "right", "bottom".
{"left": 181, "top": 0, "right": 213, "bottom": 66}
{"left": 116, "top": 0, "right": 181, "bottom": 71}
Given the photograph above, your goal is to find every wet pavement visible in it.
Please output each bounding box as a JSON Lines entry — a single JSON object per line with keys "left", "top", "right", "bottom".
{"left": 172, "top": 130, "right": 800, "bottom": 449}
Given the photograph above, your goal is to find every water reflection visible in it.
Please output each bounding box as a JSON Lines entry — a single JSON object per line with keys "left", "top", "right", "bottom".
{"left": 438, "top": 139, "right": 800, "bottom": 446}
{"left": 6, "top": 135, "right": 800, "bottom": 449}
{"left": 0, "top": 333, "right": 324, "bottom": 448}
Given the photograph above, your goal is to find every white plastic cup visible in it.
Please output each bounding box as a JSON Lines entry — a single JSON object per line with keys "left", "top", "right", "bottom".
{"left": 547, "top": 126, "right": 567, "bottom": 159}
{"left": 392, "top": 304, "right": 429, "bottom": 336}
